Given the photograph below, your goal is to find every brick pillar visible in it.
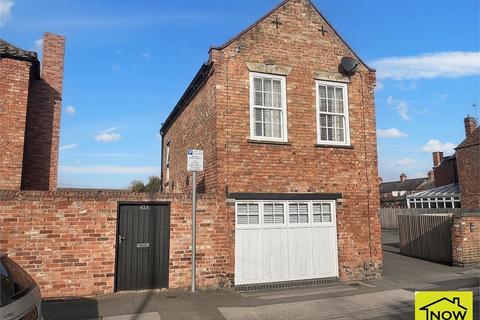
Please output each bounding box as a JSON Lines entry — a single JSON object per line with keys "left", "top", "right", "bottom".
{"left": 452, "top": 214, "right": 480, "bottom": 266}
{"left": 432, "top": 152, "right": 443, "bottom": 167}
{"left": 0, "top": 58, "right": 32, "bottom": 189}
{"left": 464, "top": 116, "right": 478, "bottom": 137}
{"left": 22, "top": 33, "right": 65, "bottom": 190}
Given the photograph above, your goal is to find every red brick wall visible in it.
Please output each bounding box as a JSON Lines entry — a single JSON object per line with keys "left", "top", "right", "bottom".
{"left": 22, "top": 33, "right": 65, "bottom": 191}
{"left": 161, "top": 73, "right": 218, "bottom": 195}
{"left": 452, "top": 214, "right": 480, "bottom": 266}
{"left": 456, "top": 129, "right": 480, "bottom": 209}
{"left": 0, "top": 58, "right": 32, "bottom": 190}
{"left": 0, "top": 190, "right": 232, "bottom": 298}
{"left": 433, "top": 158, "right": 458, "bottom": 188}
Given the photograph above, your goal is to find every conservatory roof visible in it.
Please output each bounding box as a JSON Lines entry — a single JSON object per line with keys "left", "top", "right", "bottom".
{"left": 406, "top": 183, "right": 460, "bottom": 199}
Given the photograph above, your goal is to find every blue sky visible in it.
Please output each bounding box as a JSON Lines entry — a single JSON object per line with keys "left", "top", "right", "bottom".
{"left": 1, "top": 0, "right": 479, "bottom": 188}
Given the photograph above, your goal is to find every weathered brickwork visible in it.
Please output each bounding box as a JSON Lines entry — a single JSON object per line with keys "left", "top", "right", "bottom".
{"left": 0, "top": 190, "right": 232, "bottom": 298}
{"left": 456, "top": 128, "right": 480, "bottom": 209}
{"left": 0, "top": 58, "right": 31, "bottom": 189}
{"left": 22, "top": 33, "right": 65, "bottom": 191}
{"left": 0, "top": 33, "right": 65, "bottom": 191}
{"left": 433, "top": 158, "right": 458, "bottom": 188}
{"left": 452, "top": 214, "right": 480, "bottom": 266}
{"left": 161, "top": 0, "right": 382, "bottom": 282}
{"left": 162, "top": 72, "right": 218, "bottom": 195}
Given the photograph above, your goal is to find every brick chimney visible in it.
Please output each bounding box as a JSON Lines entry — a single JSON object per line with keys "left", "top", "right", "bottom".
{"left": 22, "top": 33, "right": 65, "bottom": 191}
{"left": 400, "top": 173, "right": 407, "bottom": 183}
{"left": 432, "top": 152, "right": 444, "bottom": 167}
{"left": 427, "top": 170, "right": 434, "bottom": 181}
{"left": 464, "top": 116, "right": 478, "bottom": 137}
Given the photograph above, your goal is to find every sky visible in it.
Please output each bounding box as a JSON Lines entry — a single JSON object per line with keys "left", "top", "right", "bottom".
{"left": 1, "top": 0, "right": 479, "bottom": 189}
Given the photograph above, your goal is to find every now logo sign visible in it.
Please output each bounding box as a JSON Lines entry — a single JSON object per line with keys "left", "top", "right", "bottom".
{"left": 415, "top": 291, "right": 473, "bottom": 320}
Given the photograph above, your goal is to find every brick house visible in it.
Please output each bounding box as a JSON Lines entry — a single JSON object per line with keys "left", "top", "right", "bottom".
{"left": 160, "top": 0, "right": 382, "bottom": 285}
{"left": 379, "top": 173, "right": 434, "bottom": 208}
{"left": 0, "top": 33, "right": 65, "bottom": 191}
{"left": 407, "top": 116, "right": 479, "bottom": 209}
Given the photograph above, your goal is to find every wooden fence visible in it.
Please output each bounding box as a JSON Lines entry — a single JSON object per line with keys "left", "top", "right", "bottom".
{"left": 398, "top": 214, "right": 453, "bottom": 264}
{"left": 379, "top": 208, "right": 469, "bottom": 230}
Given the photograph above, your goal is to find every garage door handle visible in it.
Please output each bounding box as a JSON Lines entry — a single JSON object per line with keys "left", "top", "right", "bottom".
{"left": 119, "top": 235, "right": 126, "bottom": 244}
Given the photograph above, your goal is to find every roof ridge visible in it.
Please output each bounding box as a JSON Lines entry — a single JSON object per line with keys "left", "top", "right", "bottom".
{"left": 209, "top": 0, "right": 374, "bottom": 71}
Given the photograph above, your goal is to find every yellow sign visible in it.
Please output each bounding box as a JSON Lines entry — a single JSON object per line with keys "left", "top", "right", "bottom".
{"left": 415, "top": 291, "right": 473, "bottom": 320}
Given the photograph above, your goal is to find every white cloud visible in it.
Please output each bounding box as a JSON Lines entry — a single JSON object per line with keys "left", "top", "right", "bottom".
{"left": 373, "top": 51, "right": 480, "bottom": 80}
{"left": 93, "top": 125, "right": 130, "bottom": 142}
{"left": 396, "top": 158, "right": 415, "bottom": 166}
{"left": 375, "top": 80, "right": 384, "bottom": 91}
{"left": 60, "top": 165, "right": 159, "bottom": 175}
{"left": 0, "top": 0, "right": 14, "bottom": 26}
{"left": 60, "top": 144, "right": 78, "bottom": 151}
{"left": 141, "top": 52, "right": 151, "bottom": 59}
{"left": 412, "top": 172, "right": 426, "bottom": 178}
{"left": 95, "top": 132, "right": 122, "bottom": 142}
{"left": 378, "top": 128, "right": 409, "bottom": 138}
{"left": 421, "top": 139, "right": 456, "bottom": 155}
{"left": 34, "top": 38, "right": 43, "bottom": 52}
{"left": 397, "top": 101, "right": 409, "bottom": 120}
{"left": 387, "top": 96, "right": 410, "bottom": 120}
{"left": 65, "top": 105, "right": 76, "bottom": 115}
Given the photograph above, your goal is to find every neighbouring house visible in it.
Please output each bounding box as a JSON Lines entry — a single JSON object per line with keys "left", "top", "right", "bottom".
{"left": 0, "top": 33, "right": 65, "bottom": 191}
{"left": 160, "top": 0, "right": 382, "bottom": 286}
{"left": 379, "top": 173, "right": 434, "bottom": 208}
{"left": 407, "top": 116, "right": 479, "bottom": 209}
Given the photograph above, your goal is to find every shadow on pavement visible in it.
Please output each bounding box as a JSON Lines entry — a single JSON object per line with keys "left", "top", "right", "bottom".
{"left": 43, "top": 297, "right": 99, "bottom": 320}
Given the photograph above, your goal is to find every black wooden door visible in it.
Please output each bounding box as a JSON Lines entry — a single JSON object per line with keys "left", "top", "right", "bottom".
{"left": 116, "top": 204, "right": 170, "bottom": 291}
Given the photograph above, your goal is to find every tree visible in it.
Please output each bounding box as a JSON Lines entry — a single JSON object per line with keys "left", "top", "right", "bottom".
{"left": 144, "top": 176, "right": 161, "bottom": 193}
{"left": 128, "top": 176, "right": 161, "bottom": 193}
{"left": 129, "top": 180, "right": 145, "bottom": 192}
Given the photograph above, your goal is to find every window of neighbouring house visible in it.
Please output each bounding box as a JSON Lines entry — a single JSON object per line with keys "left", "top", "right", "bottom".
{"left": 316, "top": 80, "right": 350, "bottom": 145}
{"left": 407, "top": 197, "right": 461, "bottom": 209}
{"left": 249, "top": 73, "right": 287, "bottom": 142}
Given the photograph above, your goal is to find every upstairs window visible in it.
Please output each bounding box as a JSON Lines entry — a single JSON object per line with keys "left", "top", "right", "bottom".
{"left": 250, "top": 73, "right": 287, "bottom": 142}
{"left": 316, "top": 81, "right": 350, "bottom": 145}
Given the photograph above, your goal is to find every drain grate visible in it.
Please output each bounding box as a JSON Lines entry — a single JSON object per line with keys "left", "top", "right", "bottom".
{"left": 235, "top": 277, "right": 340, "bottom": 292}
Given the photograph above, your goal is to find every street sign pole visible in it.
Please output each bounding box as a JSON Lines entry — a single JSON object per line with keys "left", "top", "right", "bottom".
{"left": 191, "top": 170, "right": 196, "bottom": 292}
{"left": 187, "top": 149, "right": 203, "bottom": 293}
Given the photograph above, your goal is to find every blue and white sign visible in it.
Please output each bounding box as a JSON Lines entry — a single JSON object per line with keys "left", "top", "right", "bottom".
{"left": 187, "top": 149, "right": 204, "bottom": 172}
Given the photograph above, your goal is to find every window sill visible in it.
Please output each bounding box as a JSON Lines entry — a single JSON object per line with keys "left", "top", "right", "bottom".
{"left": 315, "top": 144, "right": 354, "bottom": 149}
{"left": 248, "top": 139, "right": 291, "bottom": 146}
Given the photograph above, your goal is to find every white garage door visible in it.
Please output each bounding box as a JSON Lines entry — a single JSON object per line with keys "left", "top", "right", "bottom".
{"left": 235, "top": 200, "right": 338, "bottom": 285}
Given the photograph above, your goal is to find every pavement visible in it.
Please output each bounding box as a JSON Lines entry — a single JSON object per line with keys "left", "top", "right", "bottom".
{"left": 42, "top": 230, "right": 480, "bottom": 320}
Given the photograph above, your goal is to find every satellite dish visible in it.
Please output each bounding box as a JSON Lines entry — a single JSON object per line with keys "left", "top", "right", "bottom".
{"left": 340, "top": 57, "right": 359, "bottom": 76}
